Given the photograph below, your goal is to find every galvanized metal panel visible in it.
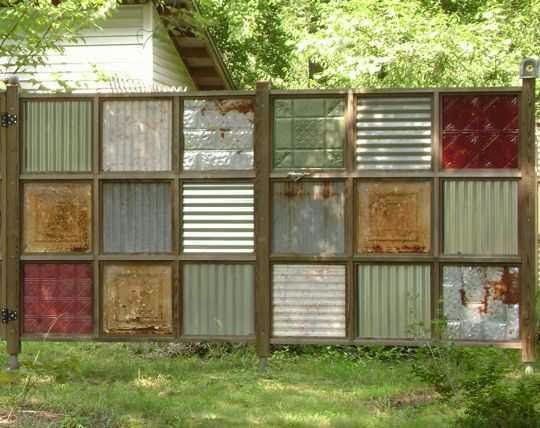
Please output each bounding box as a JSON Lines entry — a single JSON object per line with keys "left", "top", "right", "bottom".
{"left": 102, "top": 100, "right": 172, "bottom": 171}
{"left": 272, "top": 181, "right": 344, "bottom": 255}
{"left": 23, "top": 263, "right": 93, "bottom": 334}
{"left": 272, "top": 264, "right": 346, "bottom": 337}
{"left": 357, "top": 264, "right": 431, "bottom": 339}
{"left": 103, "top": 262, "right": 173, "bottom": 336}
{"left": 273, "top": 98, "right": 345, "bottom": 169}
{"left": 183, "top": 99, "right": 254, "bottom": 170}
{"left": 103, "top": 182, "right": 171, "bottom": 253}
{"left": 357, "top": 181, "right": 431, "bottom": 253}
{"left": 356, "top": 97, "right": 432, "bottom": 170}
{"left": 443, "top": 265, "right": 519, "bottom": 340}
{"left": 183, "top": 264, "right": 254, "bottom": 336}
{"left": 24, "top": 100, "right": 92, "bottom": 172}
{"left": 444, "top": 180, "right": 518, "bottom": 255}
{"left": 23, "top": 183, "right": 92, "bottom": 253}
{"left": 182, "top": 183, "right": 254, "bottom": 253}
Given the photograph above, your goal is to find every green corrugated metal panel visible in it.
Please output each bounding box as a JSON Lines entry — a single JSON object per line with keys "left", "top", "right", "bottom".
{"left": 24, "top": 100, "right": 92, "bottom": 172}
{"left": 183, "top": 264, "right": 254, "bottom": 336}
{"left": 358, "top": 264, "right": 431, "bottom": 339}
{"left": 273, "top": 98, "right": 345, "bottom": 169}
{"left": 444, "top": 180, "right": 518, "bottom": 255}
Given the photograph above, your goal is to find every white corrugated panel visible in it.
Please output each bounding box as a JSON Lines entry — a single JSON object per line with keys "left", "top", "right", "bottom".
{"left": 272, "top": 264, "right": 346, "bottom": 337}
{"left": 182, "top": 183, "right": 254, "bottom": 253}
{"left": 356, "top": 96, "right": 432, "bottom": 170}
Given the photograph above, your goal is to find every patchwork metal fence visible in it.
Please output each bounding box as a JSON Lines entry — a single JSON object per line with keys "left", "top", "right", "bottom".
{"left": 0, "top": 75, "right": 537, "bottom": 367}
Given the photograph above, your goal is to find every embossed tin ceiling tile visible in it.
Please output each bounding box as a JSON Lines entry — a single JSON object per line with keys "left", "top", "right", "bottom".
{"left": 103, "top": 262, "right": 173, "bottom": 336}
{"left": 358, "top": 264, "right": 431, "bottom": 339}
{"left": 23, "top": 182, "right": 92, "bottom": 254}
{"left": 356, "top": 181, "right": 431, "bottom": 254}
{"left": 24, "top": 100, "right": 92, "bottom": 173}
{"left": 183, "top": 98, "right": 254, "bottom": 170}
{"left": 183, "top": 264, "right": 254, "bottom": 336}
{"left": 272, "top": 264, "right": 346, "bottom": 337}
{"left": 443, "top": 265, "right": 519, "bottom": 341}
{"left": 23, "top": 263, "right": 93, "bottom": 335}
{"left": 272, "top": 181, "right": 345, "bottom": 255}
{"left": 103, "top": 182, "right": 172, "bottom": 253}
{"left": 102, "top": 100, "right": 172, "bottom": 172}
{"left": 273, "top": 98, "right": 345, "bottom": 169}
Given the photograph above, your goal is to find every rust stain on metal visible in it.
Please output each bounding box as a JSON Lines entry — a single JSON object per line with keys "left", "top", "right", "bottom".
{"left": 282, "top": 181, "right": 337, "bottom": 200}
{"left": 459, "top": 288, "right": 468, "bottom": 306}
{"left": 214, "top": 99, "right": 254, "bottom": 116}
{"left": 357, "top": 182, "right": 431, "bottom": 253}
{"left": 103, "top": 263, "right": 173, "bottom": 336}
{"left": 23, "top": 183, "right": 91, "bottom": 253}
{"left": 487, "top": 267, "right": 520, "bottom": 305}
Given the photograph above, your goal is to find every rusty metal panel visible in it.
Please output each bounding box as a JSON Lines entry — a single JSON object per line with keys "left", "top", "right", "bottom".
{"left": 358, "top": 264, "right": 431, "bottom": 339}
{"left": 356, "top": 97, "right": 432, "bottom": 170}
{"left": 443, "top": 265, "right": 519, "bottom": 340}
{"left": 24, "top": 100, "right": 92, "bottom": 173}
{"left": 357, "top": 181, "right": 431, "bottom": 253}
{"left": 103, "top": 262, "right": 173, "bottom": 336}
{"left": 444, "top": 180, "right": 518, "bottom": 255}
{"left": 183, "top": 99, "right": 254, "bottom": 170}
{"left": 273, "top": 264, "right": 346, "bottom": 337}
{"left": 272, "top": 181, "right": 344, "bottom": 255}
{"left": 102, "top": 100, "right": 172, "bottom": 171}
{"left": 23, "top": 182, "right": 92, "bottom": 253}
{"left": 442, "top": 95, "right": 519, "bottom": 169}
{"left": 273, "top": 98, "right": 345, "bottom": 169}
{"left": 103, "top": 182, "right": 171, "bottom": 253}
{"left": 183, "top": 264, "right": 254, "bottom": 336}
{"left": 23, "top": 263, "right": 93, "bottom": 335}
{"left": 182, "top": 182, "right": 254, "bottom": 253}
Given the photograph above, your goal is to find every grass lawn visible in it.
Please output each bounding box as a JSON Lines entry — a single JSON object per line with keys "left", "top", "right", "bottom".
{"left": 0, "top": 341, "right": 533, "bottom": 427}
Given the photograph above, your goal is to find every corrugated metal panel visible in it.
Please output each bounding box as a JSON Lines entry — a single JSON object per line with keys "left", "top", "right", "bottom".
{"left": 273, "top": 98, "right": 345, "bottom": 169}
{"left": 443, "top": 266, "right": 519, "bottom": 340}
{"left": 357, "top": 264, "right": 431, "bottom": 339}
{"left": 444, "top": 180, "right": 518, "bottom": 255}
{"left": 182, "top": 183, "right": 254, "bottom": 253}
{"left": 24, "top": 100, "right": 92, "bottom": 172}
{"left": 103, "top": 262, "right": 173, "bottom": 336}
{"left": 183, "top": 264, "right": 254, "bottom": 336}
{"left": 356, "top": 96, "right": 432, "bottom": 170}
{"left": 272, "top": 264, "right": 346, "bottom": 337}
{"left": 23, "top": 263, "right": 93, "bottom": 334}
{"left": 102, "top": 100, "right": 172, "bottom": 171}
{"left": 103, "top": 182, "right": 171, "bottom": 253}
{"left": 272, "top": 181, "right": 344, "bottom": 255}
{"left": 356, "top": 181, "right": 431, "bottom": 253}
{"left": 23, "top": 183, "right": 92, "bottom": 254}
{"left": 183, "top": 99, "right": 254, "bottom": 170}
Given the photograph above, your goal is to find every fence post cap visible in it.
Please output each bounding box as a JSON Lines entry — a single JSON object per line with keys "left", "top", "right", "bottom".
{"left": 520, "top": 58, "right": 538, "bottom": 79}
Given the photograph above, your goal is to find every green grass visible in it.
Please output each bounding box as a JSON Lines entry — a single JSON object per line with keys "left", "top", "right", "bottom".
{"left": 0, "top": 342, "right": 529, "bottom": 427}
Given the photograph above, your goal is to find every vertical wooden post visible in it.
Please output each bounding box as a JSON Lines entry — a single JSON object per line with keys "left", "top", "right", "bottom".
{"left": 519, "top": 67, "right": 537, "bottom": 368}
{"left": 254, "top": 81, "right": 271, "bottom": 365}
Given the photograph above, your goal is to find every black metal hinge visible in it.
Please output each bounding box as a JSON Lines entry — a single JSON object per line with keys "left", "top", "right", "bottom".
{"left": 1, "top": 307, "right": 17, "bottom": 324}
{"left": 0, "top": 112, "right": 17, "bottom": 128}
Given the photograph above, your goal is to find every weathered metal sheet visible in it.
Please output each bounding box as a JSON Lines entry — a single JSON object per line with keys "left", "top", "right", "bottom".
{"left": 444, "top": 180, "right": 518, "bottom": 255}
{"left": 183, "top": 264, "right": 254, "bottom": 336}
{"left": 102, "top": 100, "right": 172, "bottom": 171}
{"left": 357, "top": 264, "right": 431, "bottom": 339}
{"left": 24, "top": 100, "right": 92, "bottom": 172}
{"left": 23, "top": 263, "right": 93, "bottom": 334}
{"left": 356, "top": 97, "right": 432, "bottom": 170}
{"left": 23, "top": 183, "right": 92, "bottom": 253}
{"left": 103, "top": 182, "right": 171, "bottom": 253}
{"left": 272, "top": 181, "right": 345, "bottom": 255}
{"left": 272, "top": 264, "right": 346, "bottom": 337}
{"left": 443, "top": 265, "right": 519, "bottom": 340}
{"left": 442, "top": 95, "right": 519, "bottom": 169}
{"left": 357, "top": 181, "right": 431, "bottom": 253}
{"left": 183, "top": 99, "right": 254, "bottom": 170}
{"left": 182, "top": 183, "right": 254, "bottom": 253}
{"left": 103, "top": 262, "right": 173, "bottom": 336}
{"left": 273, "top": 98, "right": 345, "bottom": 169}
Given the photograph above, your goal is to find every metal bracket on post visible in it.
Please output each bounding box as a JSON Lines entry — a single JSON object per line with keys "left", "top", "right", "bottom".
{"left": 1, "top": 307, "right": 17, "bottom": 324}
{"left": 0, "top": 113, "right": 17, "bottom": 128}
